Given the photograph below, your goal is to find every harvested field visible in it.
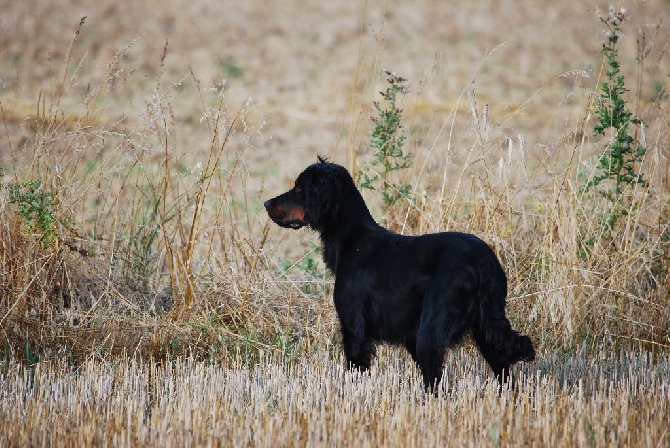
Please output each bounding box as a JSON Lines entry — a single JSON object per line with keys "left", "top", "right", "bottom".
{"left": 2, "top": 348, "right": 669, "bottom": 446}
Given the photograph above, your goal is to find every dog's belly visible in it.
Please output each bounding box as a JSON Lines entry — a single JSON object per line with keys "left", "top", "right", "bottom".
{"left": 364, "top": 283, "right": 425, "bottom": 344}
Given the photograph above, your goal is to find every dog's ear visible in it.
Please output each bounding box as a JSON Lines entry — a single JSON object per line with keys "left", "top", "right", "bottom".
{"left": 303, "top": 166, "right": 345, "bottom": 230}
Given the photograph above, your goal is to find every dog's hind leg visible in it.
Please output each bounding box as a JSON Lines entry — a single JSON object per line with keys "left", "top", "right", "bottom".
{"left": 471, "top": 325, "right": 512, "bottom": 386}
{"left": 472, "top": 257, "right": 535, "bottom": 388}
{"left": 471, "top": 305, "right": 535, "bottom": 388}
{"left": 415, "top": 280, "right": 475, "bottom": 394}
{"left": 415, "top": 326, "right": 447, "bottom": 393}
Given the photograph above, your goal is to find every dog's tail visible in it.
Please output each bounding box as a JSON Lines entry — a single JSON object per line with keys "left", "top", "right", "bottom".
{"left": 500, "top": 329, "right": 535, "bottom": 363}
{"left": 475, "top": 309, "right": 536, "bottom": 365}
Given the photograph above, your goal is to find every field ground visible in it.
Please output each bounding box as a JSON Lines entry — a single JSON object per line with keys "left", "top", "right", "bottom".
{"left": 1, "top": 0, "right": 670, "bottom": 446}
{"left": 1, "top": 347, "right": 669, "bottom": 447}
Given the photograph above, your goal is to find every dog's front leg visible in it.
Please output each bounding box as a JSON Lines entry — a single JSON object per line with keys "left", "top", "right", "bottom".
{"left": 342, "top": 329, "right": 376, "bottom": 372}
{"left": 334, "top": 285, "right": 375, "bottom": 371}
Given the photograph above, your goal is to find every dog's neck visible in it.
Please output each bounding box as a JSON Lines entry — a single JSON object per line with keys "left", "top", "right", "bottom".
{"left": 317, "top": 195, "right": 381, "bottom": 274}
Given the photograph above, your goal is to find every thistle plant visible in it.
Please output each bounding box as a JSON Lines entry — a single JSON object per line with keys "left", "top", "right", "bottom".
{"left": 358, "top": 71, "right": 413, "bottom": 207}
{"left": 4, "top": 180, "right": 59, "bottom": 248}
{"left": 584, "top": 7, "right": 647, "bottom": 231}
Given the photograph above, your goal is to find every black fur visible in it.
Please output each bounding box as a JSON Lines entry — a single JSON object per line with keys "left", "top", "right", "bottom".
{"left": 264, "top": 158, "right": 535, "bottom": 393}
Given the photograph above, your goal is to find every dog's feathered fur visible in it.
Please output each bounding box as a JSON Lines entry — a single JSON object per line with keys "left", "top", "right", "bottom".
{"left": 264, "top": 158, "right": 535, "bottom": 392}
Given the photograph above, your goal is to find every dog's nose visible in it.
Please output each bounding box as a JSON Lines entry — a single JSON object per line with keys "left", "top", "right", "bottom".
{"left": 263, "top": 199, "right": 272, "bottom": 209}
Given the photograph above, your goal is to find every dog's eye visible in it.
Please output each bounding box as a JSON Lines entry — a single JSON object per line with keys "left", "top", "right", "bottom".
{"left": 294, "top": 185, "right": 303, "bottom": 194}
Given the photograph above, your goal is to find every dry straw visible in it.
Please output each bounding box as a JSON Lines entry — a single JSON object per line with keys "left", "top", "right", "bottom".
{"left": 1, "top": 348, "right": 668, "bottom": 446}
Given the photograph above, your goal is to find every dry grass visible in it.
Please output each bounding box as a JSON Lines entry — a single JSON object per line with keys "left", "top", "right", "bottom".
{"left": 1, "top": 0, "right": 670, "bottom": 445}
{"left": 1, "top": 347, "right": 668, "bottom": 446}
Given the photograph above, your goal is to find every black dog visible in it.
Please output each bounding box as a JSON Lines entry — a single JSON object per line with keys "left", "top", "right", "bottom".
{"left": 264, "top": 158, "right": 535, "bottom": 393}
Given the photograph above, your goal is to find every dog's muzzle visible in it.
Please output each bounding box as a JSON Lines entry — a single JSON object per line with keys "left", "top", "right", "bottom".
{"left": 264, "top": 199, "right": 307, "bottom": 230}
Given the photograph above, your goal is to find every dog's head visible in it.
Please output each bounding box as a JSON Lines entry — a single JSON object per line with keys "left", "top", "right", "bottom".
{"left": 264, "top": 157, "right": 353, "bottom": 231}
